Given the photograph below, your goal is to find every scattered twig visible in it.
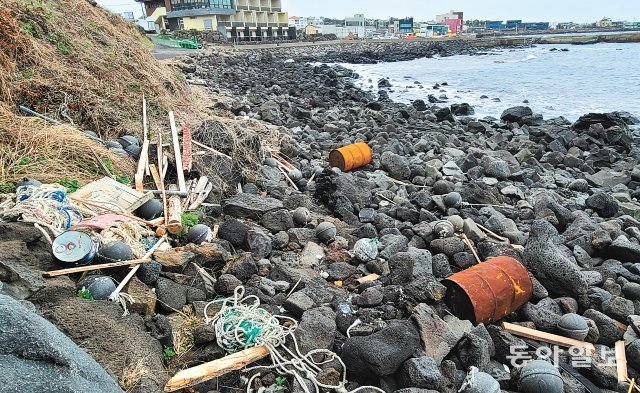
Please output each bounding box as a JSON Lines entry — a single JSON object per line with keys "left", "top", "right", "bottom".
{"left": 278, "top": 166, "right": 299, "bottom": 191}
{"left": 192, "top": 140, "right": 233, "bottom": 160}
{"left": 459, "top": 233, "right": 481, "bottom": 264}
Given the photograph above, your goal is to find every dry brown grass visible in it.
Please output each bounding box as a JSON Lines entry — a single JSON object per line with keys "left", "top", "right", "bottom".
{"left": 119, "top": 358, "right": 150, "bottom": 392}
{"left": 0, "top": 0, "right": 210, "bottom": 182}
{"left": 0, "top": 0, "right": 203, "bottom": 138}
{"left": 0, "top": 103, "right": 134, "bottom": 183}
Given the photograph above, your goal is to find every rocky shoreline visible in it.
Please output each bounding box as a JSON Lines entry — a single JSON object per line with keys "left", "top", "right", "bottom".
{"left": 2, "top": 39, "right": 640, "bottom": 393}
{"left": 185, "top": 41, "right": 640, "bottom": 391}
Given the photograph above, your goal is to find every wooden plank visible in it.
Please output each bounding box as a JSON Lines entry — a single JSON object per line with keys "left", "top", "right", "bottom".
{"left": 43, "top": 259, "right": 151, "bottom": 277}
{"left": 164, "top": 346, "right": 270, "bottom": 392}
{"left": 142, "top": 94, "right": 148, "bottom": 140}
{"left": 502, "top": 322, "right": 595, "bottom": 353}
{"left": 616, "top": 341, "right": 629, "bottom": 383}
{"left": 188, "top": 181, "right": 212, "bottom": 211}
{"left": 149, "top": 164, "right": 162, "bottom": 191}
{"left": 167, "top": 184, "right": 183, "bottom": 235}
{"left": 142, "top": 94, "right": 150, "bottom": 176}
{"left": 70, "top": 177, "right": 152, "bottom": 213}
{"left": 169, "top": 111, "right": 186, "bottom": 193}
{"left": 157, "top": 133, "right": 168, "bottom": 228}
{"left": 135, "top": 139, "right": 150, "bottom": 192}
{"left": 182, "top": 127, "right": 192, "bottom": 172}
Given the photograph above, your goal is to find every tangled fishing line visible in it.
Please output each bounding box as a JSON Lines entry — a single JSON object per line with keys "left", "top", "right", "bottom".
{"left": 204, "top": 287, "right": 385, "bottom": 393}
{"left": 0, "top": 184, "right": 82, "bottom": 242}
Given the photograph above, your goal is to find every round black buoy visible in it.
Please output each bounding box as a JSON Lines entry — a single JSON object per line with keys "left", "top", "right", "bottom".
{"left": 124, "top": 143, "right": 142, "bottom": 160}
{"left": 433, "top": 220, "right": 455, "bottom": 238}
{"left": 264, "top": 157, "right": 278, "bottom": 167}
{"left": 136, "top": 199, "right": 164, "bottom": 220}
{"left": 105, "top": 140, "right": 122, "bottom": 149}
{"left": 288, "top": 168, "right": 303, "bottom": 182}
{"left": 443, "top": 191, "right": 462, "bottom": 208}
{"left": 316, "top": 221, "right": 336, "bottom": 244}
{"left": 460, "top": 369, "right": 500, "bottom": 393}
{"left": 117, "top": 135, "right": 139, "bottom": 149}
{"left": 557, "top": 313, "right": 589, "bottom": 341}
{"left": 16, "top": 178, "right": 42, "bottom": 188}
{"left": 519, "top": 360, "right": 563, "bottom": 393}
{"left": 187, "top": 224, "right": 212, "bottom": 245}
{"left": 95, "top": 241, "right": 133, "bottom": 264}
{"left": 292, "top": 207, "right": 311, "bottom": 227}
{"left": 76, "top": 275, "right": 116, "bottom": 300}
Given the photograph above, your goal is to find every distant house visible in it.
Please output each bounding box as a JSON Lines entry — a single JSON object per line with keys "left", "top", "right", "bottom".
{"left": 436, "top": 10, "right": 463, "bottom": 35}
{"left": 304, "top": 24, "right": 321, "bottom": 35}
{"left": 134, "top": 0, "right": 293, "bottom": 41}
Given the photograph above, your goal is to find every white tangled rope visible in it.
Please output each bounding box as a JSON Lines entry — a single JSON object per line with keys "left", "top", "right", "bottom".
{"left": 458, "top": 366, "right": 478, "bottom": 392}
{"left": 0, "top": 184, "right": 83, "bottom": 242}
{"left": 204, "top": 287, "right": 385, "bottom": 393}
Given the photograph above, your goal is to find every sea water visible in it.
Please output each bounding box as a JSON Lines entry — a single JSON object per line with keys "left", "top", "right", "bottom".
{"left": 346, "top": 42, "right": 640, "bottom": 121}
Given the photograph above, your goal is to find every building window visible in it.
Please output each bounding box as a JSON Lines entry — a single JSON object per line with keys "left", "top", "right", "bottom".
{"left": 169, "top": 0, "right": 232, "bottom": 10}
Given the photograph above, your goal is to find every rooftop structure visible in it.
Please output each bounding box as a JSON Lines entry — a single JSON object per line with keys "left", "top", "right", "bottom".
{"left": 135, "top": 0, "right": 292, "bottom": 40}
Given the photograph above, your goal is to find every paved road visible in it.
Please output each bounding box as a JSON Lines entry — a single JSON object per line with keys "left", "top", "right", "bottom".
{"left": 152, "top": 43, "right": 201, "bottom": 60}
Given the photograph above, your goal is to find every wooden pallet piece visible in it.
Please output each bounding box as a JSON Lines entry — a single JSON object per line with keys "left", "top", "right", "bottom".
{"left": 502, "top": 322, "right": 596, "bottom": 353}
{"left": 70, "top": 176, "right": 152, "bottom": 213}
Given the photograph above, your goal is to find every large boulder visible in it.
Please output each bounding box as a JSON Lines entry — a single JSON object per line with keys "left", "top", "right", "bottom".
{"left": 341, "top": 321, "right": 420, "bottom": 380}
{"left": 222, "top": 193, "right": 283, "bottom": 220}
{"left": 500, "top": 106, "right": 533, "bottom": 123}
{"left": 0, "top": 294, "right": 123, "bottom": 393}
{"left": 523, "top": 220, "right": 588, "bottom": 298}
{"left": 572, "top": 112, "right": 633, "bottom": 150}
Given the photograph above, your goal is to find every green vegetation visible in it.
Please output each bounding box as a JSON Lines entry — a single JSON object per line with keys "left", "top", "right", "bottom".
{"left": 128, "top": 81, "right": 141, "bottom": 90}
{"left": 163, "top": 347, "right": 176, "bottom": 359}
{"left": 174, "top": 212, "right": 199, "bottom": 239}
{"left": 22, "top": 21, "right": 35, "bottom": 35}
{"left": 76, "top": 287, "right": 93, "bottom": 300}
{"left": 116, "top": 174, "right": 130, "bottom": 185}
{"left": 0, "top": 182, "right": 17, "bottom": 194}
{"left": 60, "top": 178, "right": 81, "bottom": 193}
{"left": 275, "top": 376, "right": 286, "bottom": 386}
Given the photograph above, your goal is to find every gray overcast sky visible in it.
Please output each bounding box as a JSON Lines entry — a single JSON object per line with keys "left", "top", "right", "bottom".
{"left": 98, "top": 0, "right": 639, "bottom": 23}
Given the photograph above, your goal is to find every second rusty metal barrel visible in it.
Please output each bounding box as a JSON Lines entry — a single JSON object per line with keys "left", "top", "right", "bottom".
{"left": 328, "top": 142, "right": 372, "bottom": 172}
{"left": 443, "top": 256, "right": 533, "bottom": 324}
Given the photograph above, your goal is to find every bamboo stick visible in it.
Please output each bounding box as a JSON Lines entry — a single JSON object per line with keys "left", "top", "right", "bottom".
{"left": 192, "top": 140, "right": 233, "bottom": 160}
{"left": 43, "top": 259, "right": 151, "bottom": 277}
{"left": 108, "top": 237, "right": 167, "bottom": 302}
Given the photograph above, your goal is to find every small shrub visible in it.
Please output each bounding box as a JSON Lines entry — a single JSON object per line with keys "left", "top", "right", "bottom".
{"left": 60, "top": 178, "right": 81, "bottom": 193}
{"left": 0, "top": 182, "right": 17, "bottom": 193}
{"left": 163, "top": 347, "right": 176, "bottom": 359}
{"left": 116, "top": 174, "right": 130, "bottom": 185}
{"left": 76, "top": 287, "right": 93, "bottom": 300}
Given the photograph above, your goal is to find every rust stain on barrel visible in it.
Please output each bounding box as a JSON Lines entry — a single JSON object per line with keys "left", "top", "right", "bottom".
{"left": 443, "top": 256, "right": 533, "bottom": 324}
